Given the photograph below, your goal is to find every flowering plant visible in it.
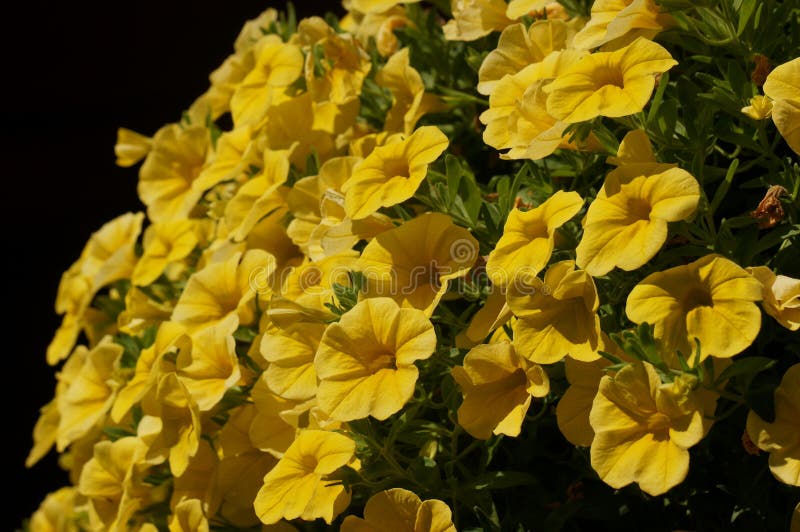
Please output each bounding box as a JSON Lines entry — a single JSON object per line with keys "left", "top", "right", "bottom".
{"left": 25, "top": 1, "right": 800, "bottom": 530}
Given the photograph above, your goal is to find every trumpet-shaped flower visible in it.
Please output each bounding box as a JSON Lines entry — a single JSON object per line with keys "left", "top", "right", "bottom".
{"left": 56, "top": 337, "right": 124, "bottom": 451}
{"left": 741, "top": 95, "right": 774, "bottom": 120}
{"left": 576, "top": 164, "right": 700, "bottom": 276}
{"left": 253, "top": 429, "right": 358, "bottom": 525}
{"left": 261, "top": 322, "right": 326, "bottom": 401}
{"left": 230, "top": 35, "right": 304, "bottom": 126}
{"left": 172, "top": 249, "right": 276, "bottom": 332}
{"left": 176, "top": 315, "right": 241, "bottom": 411}
{"left": 315, "top": 298, "right": 436, "bottom": 421}
{"left": 115, "top": 127, "right": 152, "bottom": 167}
{"left": 443, "top": 0, "right": 512, "bottom": 42}
{"left": 606, "top": 128, "right": 658, "bottom": 166}
{"left": 341, "top": 488, "right": 456, "bottom": 532}
{"left": 168, "top": 499, "right": 209, "bottom": 532}
{"left": 30, "top": 487, "right": 84, "bottom": 532}
{"left": 556, "top": 356, "right": 610, "bottom": 447}
{"left": 748, "top": 266, "right": 800, "bottom": 331}
{"left": 572, "top": 0, "right": 672, "bottom": 50}
{"left": 746, "top": 363, "right": 800, "bottom": 486}
{"left": 487, "top": 191, "right": 583, "bottom": 285}
{"left": 132, "top": 220, "right": 200, "bottom": 286}
{"left": 545, "top": 37, "right": 677, "bottom": 123}
{"left": 138, "top": 123, "right": 211, "bottom": 222}
{"left": 452, "top": 341, "right": 549, "bottom": 439}
{"left": 248, "top": 377, "right": 298, "bottom": 457}
{"left": 276, "top": 252, "right": 361, "bottom": 320}
{"left": 626, "top": 254, "right": 762, "bottom": 361}
{"left": 377, "top": 48, "right": 444, "bottom": 135}
{"left": 342, "top": 126, "right": 449, "bottom": 219}
{"left": 359, "top": 212, "right": 479, "bottom": 315}
{"left": 350, "top": 0, "right": 421, "bottom": 14}
{"left": 478, "top": 20, "right": 572, "bottom": 95}
{"left": 455, "top": 288, "right": 513, "bottom": 349}
{"left": 590, "top": 362, "right": 710, "bottom": 495}
{"left": 507, "top": 260, "right": 602, "bottom": 364}
{"left": 763, "top": 58, "right": 800, "bottom": 154}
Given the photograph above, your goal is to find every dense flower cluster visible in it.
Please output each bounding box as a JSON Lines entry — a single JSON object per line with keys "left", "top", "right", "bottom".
{"left": 26, "top": 1, "right": 799, "bottom": 530}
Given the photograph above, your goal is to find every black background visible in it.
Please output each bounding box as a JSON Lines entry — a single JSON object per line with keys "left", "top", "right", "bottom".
{"left": 3, "top": 1, "right": 339, "bottom": 528}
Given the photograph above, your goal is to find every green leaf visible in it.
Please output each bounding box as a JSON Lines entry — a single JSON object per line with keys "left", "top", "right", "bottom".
{"left": 445, "top": 154, "right": 463, "bottom": 207}
{"left": 709, "top": 158, "right": 739, "bottom": 215}
{"left": 737, "top": 0, "right": 757, "bottom": 35}
{"left": 715, "top": 356, "right": 776, "bottom": 386}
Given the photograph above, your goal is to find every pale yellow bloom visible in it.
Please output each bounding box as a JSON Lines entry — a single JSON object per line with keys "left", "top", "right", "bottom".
{"left": 572, "top": 0, "right": 672, "bottom": 50}
{"left": 30, "top": 487, "right": 84, "bottom": 532}
{"left": 114, "top": 128, "right": 152, "bottom": 167}
{"left": 443, "top": 0, "right": 512, "bottom": 41}
{"left": 763, "top": 58, "right": 800, "bottom": 154}
{"left": 748, "top": 266, "right": 800, "bottom": 331}
{"left": 261, "top": 322, "right": 326, "bottom": 401}
{"left": 741, "top": 95, "right": 774, "bottom": 120}
{"left": 341, "top": 488, "right": 456, "bottom": 531}
{"left": 132, "top": 220, "right": 199, "bottom": 286}
{"left": 606, "top": 128, "right": 658, "bottom": 166}
{"left": 378, "top": 48, "right": 445, "bottom": 135}
{"left": 168, "top": 499, "right": 209, "bottom": 532}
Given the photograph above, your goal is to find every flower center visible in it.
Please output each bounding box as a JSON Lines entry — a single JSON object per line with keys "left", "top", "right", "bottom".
{"left": 383, "top": 157, "right": 410, "bottom": 179}
{"left": 593, "top": 66, "right": 625, "bottom": 89}
{"left": 626, "top": 197, "right": 652, "bottom": 222}
{"left": 646, "top": 412, "right": 671, "bottom": 433}
{"left": 301, "top": 454, "right": 319, "bottom": 472}
{"left": 683, "top": 286, "right": 713, "bottom": 311}
{"left": 363, "top": 351, "right": 398, "bottom": 373}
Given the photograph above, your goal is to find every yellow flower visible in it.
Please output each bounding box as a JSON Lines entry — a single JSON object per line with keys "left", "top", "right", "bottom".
{"left": 378, "top": 48, "right": 445, "bottom": 135}
{"left": 117, "top": 286, "right": 174, "bottom": 335}
{"left": 253, "top": 429, "right": 358, "bottom": 525}
{"left": 30, "top": 487, "right": 84, "bottom": 532}
{"left": 248, "top": 377, "right": 299, "bottom": 457}
{"left": 261, "top": 322, "right": 326, "bottom": 401}
{"left": 626, "top": 254, "right": 763, "bottom": 361}
{"left": 507, "top": 260, "right": 602, "bottom": 364}
{"left": 576, "top": 164, "right": 700, "bottom": 276}
{"left": 359, "top": 212, "right": 479, "bottom": 315}
{"left": 138, "top": 373, "right": 201, "bottom": 477}
{"left": 342, "top": 126, "right": 449, "bottom": 219}
{"left": 353, "top": 7, "right": 409, "bottom": 57}
{"left": 138, "top": 123, "right": 211, "bottom": 222}
{"left": 175, "top": 315, "right": 241, "bottom": 411}
{"left": 480, "top": 50, "right": 591, "bottom": 160}
{"left": 452, "top": 341, "right": 549, "bottom": 439}
{"left": 48, "top": 212, "right": 144, "bottom": 365}
{"left": 557, "top": 356, "right": 610, "bottom": 447}
{"left": 341, "top": 488, "right": 456, "bottom": 532}
{"left": 746, "top": 363, "right": 800, "bottom": 486}
{"left": 590, "top": 362, "right": 710, "bottom": 495}
{"left": 230, "top": 35, "right": 304, "bottom": 126}
{"left": 169, "top": 499, "right": 209, "bottom": 532}
{"left": 114, "top": 127, "right": 152, "bottom": 167}
{"left": 545, "top": 37, "right": 677, "bottom": 124}
{"left": 192, "top": 125, "right": 259, "bottom": 194}
{"left": 605, "top": 128, "right": 658, "bottom": 166}
{"left": 572, "top": 0, "right": 672, "bottom": 50}
{"left": 171, "top": 249, "right": 276, "bottom": 332}
{"left": 748, "top": 266, "right": 800, "bottom": 331}
{"left": 478, "top": 20, "right": 573, "bottom": 95}
{"left": 132, "top": 220, "right": 199, "bottom": 286}
{"left": 350, "top": 0, "right": 421, "bottom": 15}
{"left": 170, "top": 440, "right": 217, "bottom": 516}
{"left": 56, "top": 337, "right": 124, "bottom": 451}
{"left": 487, "top": 191, "right": 583, "bottom": 285}
{"left": 443, "top": 0, "right": 512, "bottom": 42}
{"left": 315, "top": 298, "right": 436, "bottom": 421}
{"left": 505, "top": 0, "right": 551, "bottom": 19}
{"left": 741, "top": 95, "right": 774, "bottom": 120}
{"left": 455, "top": 288, "right": 513, "bottom": 349}
{"left": 763, "top": 58, "right": 800, "bottom": 154}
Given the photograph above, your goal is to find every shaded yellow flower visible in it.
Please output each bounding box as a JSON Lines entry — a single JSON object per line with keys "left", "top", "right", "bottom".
{"left": 56, "top": 337, "right": 124, "bottom": 451}
{"left": 452, "top": 341, "right": 549, "bottom": 439}
{"left": 117, "top": 286, "right": 174, "bottom": 335}
{"left": 359, "top": 212, "right": 479, "bottom": 315}
{"left": 276, "top": 252, "right": 361, "bottom": 321}
{"left": 138, "top": 123, "right": 211, "bottom": 222}
{"left": 557, "top": 356, "right": 610, "bottom": 447}
{"left": 443, "top": 0, "right": 512, "bottom": 42}
{"left": 378, "top": 48, "right": 445, "bottom": 135}
{"left": 507, "top": 260, "right": 602, "bottom": 364}
{"left": 132, "top": 220, "right": 200, "bottom": 286}
{"left": 545, "top": 37, "right": 677, "bottom": 123}
{"left": 576, "top": 164, "right": 700, "bottom": 276}
{"left": 763, "top": 58, "right": 800, "bottom": 154}
{"left": 478, "top": 20, "right": 573, "bottom": 96}
{"left": 341, "top": 488, "right": 456, "bottom": 532}
{"left": 748, "top": 266, "right": 800, "bottom": 331}
{"left": 30, "top": 487, "right": 84, "bottom": 532}
{"left": 626, "top": 254, "right": 762, "bottom": 361}
{"left": 248, "top": 378, "right": 299, "bottom": 457}
{"left": 261, "top": 322, "right": 326, "bottom": 401}
{"left": 342, "top": 125, "right": 449, "bottom": 219}
{"left": 746, "top": 363, "right": 800, "bottom": 486}
{"left": 606, "top": 128, "right": 658, "bottom": 166}
{"left": 350, "top": 0, "right": 421, "bottom": 15}
{"left": 353, "top": 7, "right": 409, "bottom": 57}
{"left": 115, "top": 127, "right": 152, "bottom": 167}
{"left": 171, "top": 249, "right": 276, "bottom": 332}
{"left": 572, "top": 0, "right": 672, "bottom": 50}
{"left": 176, "top": 315, "right": 241, "bottom": 411}
{"left": 48, "top": 212, "right": 144, "bottom": 365}
{"left": 487, "top": 190, "right": 583, "bottom": 285}
{"left": 506, "top": 0, "right": 551, "bottom": 19}
{"left": 170, "top": 440, "right": 217, "bottom": 517}
{"left": 230, "top": 35, "right": 304, "bottom": 126}
{"left": 169, "top": 499, "right": 209, "bottom": 532}
{"left": 741, "top": 95, "right": 774, "bottom": 120}
{"left": 254, "top": 429, "right": 358, "bottom": 525}
{"left": 455, "top": 288, "right": 513, "bottom": 349}
{"left": 315, "top": 298, "right": 436, "bottom": 421}
{"left": 138, "top": 373, "right": 201, "bottom": 477}
{"left": 590, "top": 362, "right": 710, "bottom": 495}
